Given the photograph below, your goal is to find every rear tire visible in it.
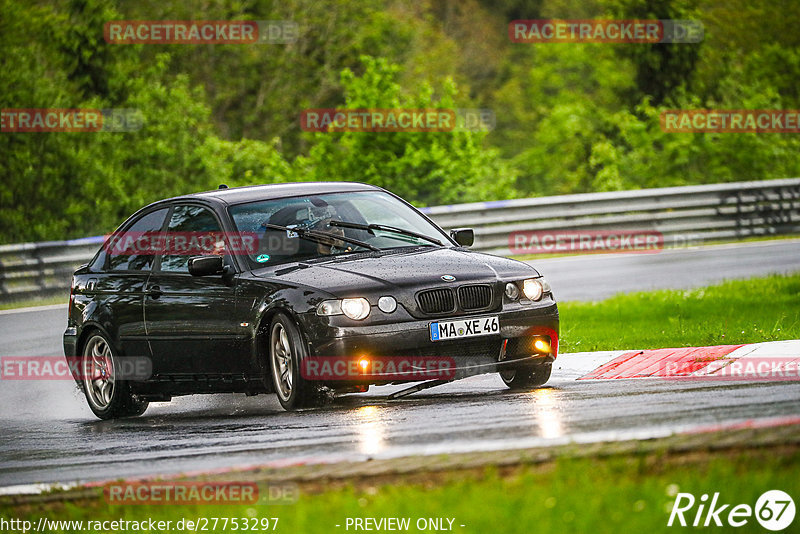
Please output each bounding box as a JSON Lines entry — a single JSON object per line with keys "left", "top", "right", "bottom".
{"left": 269, "top": 314, "right": 319, "bottom": 410}
{"left": 500, "top": 363, "right": 552, "bottom": 390}
{"left": 81, "top": 332, "right": 149, "bottom": 420}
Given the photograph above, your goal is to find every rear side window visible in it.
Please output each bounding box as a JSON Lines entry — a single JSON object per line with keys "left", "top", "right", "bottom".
{"left": 104, "top": 209, "right": 169, "bottom": 271}
{"left": 159, "top": 205, "right": 223, "bottom": 273}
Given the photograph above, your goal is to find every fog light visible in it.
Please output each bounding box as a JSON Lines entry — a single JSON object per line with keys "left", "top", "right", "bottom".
{"left": 533, "top": 338, "right": 550, "bottom": 353}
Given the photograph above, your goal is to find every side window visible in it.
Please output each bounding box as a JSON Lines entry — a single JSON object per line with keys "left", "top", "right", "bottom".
{"left": 105, "top": 209, "right": 169, "bottom": 271}
{"left": 159, "top": 205, "right": 223, "bottom": 273}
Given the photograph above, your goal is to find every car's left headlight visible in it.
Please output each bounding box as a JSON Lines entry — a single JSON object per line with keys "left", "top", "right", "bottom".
{"left": 317, "top": 298, "right": 371, "bottom": 320}
{"left": 522, "top": 277, "right": 551, "bottom": 301}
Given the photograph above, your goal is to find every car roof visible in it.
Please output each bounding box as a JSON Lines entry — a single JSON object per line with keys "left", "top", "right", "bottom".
{"left": 172, "top": 181, "right": 383, "bottom": 206}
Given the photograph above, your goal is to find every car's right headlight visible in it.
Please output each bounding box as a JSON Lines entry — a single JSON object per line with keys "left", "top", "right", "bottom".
{"left": 341, "top": 298, "right": 370, "bottom": 320}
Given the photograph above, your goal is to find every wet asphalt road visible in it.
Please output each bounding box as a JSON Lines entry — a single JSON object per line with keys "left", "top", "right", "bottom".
{"left": 1, "top": 240, "right": 799, "bottom": 489}
{"left": 537, "top": 238, "right": 800, "bottom": 301}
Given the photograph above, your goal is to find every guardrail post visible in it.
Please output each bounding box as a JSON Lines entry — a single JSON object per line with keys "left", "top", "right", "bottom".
{"left": 0, "top": 255, "right": 7, "bottom": 298}
{"left": 35, "top": 245, "right": 47, "bottom": 295}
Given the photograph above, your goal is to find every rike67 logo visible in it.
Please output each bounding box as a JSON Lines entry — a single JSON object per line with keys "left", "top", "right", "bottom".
{"left": 668, "top": 490, "right": 795, "bottom": 531}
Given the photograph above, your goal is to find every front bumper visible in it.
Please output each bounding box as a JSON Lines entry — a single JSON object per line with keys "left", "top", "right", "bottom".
{"left": 302, "top": 301, "right": 559, "bottom": 385}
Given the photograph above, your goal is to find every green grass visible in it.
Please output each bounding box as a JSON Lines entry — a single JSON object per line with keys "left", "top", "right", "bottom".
{"left": 0, "top": 296, "right": 65, "bottom": 311}
{"left": 559, "top": 273, "right": 800, "bottom": 353}
{"left": 2, "top": 447, "right": 797, "bottom": 533}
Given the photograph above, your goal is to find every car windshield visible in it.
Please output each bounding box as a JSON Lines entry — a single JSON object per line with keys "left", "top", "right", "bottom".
{"left": 228, "top": 191, "right": 452, "bottom": 267}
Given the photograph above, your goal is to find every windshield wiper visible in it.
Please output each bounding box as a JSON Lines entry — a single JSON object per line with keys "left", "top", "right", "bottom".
{"left": 261, "top": 223, "right": 380, "bottom": 252}
{"left": 328, "top": 220, "right": 444, "bottom": 246}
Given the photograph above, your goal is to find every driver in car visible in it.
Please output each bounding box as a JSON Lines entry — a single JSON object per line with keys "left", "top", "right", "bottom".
{"left": 311, "top": 217, "right": 353, "bottom": 255}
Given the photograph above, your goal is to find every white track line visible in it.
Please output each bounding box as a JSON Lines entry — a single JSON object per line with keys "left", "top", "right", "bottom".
{"left": 558, "top": 340, "right": 800, "bottom": 380}
{"left": 552, "top": 350, "right": 629, "bottom": 380}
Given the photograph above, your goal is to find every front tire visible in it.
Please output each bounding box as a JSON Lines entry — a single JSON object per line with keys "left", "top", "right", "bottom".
{"left": 500, "top": 363, "right": 552, "bottom": 390}
{"left": 269, "top": 314, "right": 319, "bottom": 410}
{"left": 81, "top": 332, "right": 149, "bottom": 420}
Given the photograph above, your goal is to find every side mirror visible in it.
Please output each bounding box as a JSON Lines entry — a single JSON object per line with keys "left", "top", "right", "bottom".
{"left": 188, "top": 255, "right": 225, "bottom": 277}
{"left": 450, "top": 228, "right": 474, "bottom": 247}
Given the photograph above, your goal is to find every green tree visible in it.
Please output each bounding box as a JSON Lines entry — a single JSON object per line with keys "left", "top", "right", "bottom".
{"left": 0, "top": 0, "right": 291, "bottom": 242}
{"left": 604, "top": 0, "right": 703, "bottom": 106}
{"left": 294, "top": 56, "right": 518, "bottom": 206}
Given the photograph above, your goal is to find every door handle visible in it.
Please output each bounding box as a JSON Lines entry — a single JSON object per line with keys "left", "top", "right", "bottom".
{"left": 145, "top": 285, "right": 162, "bottom": 298}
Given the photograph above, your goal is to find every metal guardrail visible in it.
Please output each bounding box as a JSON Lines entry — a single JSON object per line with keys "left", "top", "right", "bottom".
{"left": 1, "top": 178, "right": 799, "bottom": 303}
{"left": 0, "top": 236, "right": 105, "bottom": 302}
{"left": 421, "top": 178, "right": 800, "bottom": 255}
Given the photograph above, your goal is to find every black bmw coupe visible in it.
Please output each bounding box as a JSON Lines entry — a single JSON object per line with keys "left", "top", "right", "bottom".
{"left": 64, "top": 182, "right": 559, "bottom": 418}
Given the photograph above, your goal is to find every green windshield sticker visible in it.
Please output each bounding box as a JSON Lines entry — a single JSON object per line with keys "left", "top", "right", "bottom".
{"left": 256, "top": 254, "right": 271, "bottom": 263}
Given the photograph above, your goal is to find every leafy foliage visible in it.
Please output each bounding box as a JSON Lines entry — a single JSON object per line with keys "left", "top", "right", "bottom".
{"left": 295, "top": 57, "right": 518, "bottom": 205}
{"left": 0, "top": 0, "right": 798, "bottom": 242}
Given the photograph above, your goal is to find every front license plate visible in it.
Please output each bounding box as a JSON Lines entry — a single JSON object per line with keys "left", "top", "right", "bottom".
{"left": 430, "top": 316, "right": 500, "bottom": 341}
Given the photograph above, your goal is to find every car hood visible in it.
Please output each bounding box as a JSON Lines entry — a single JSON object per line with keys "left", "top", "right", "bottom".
{"left": 253, "top": 247, "right": 540, "bottom": 296}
